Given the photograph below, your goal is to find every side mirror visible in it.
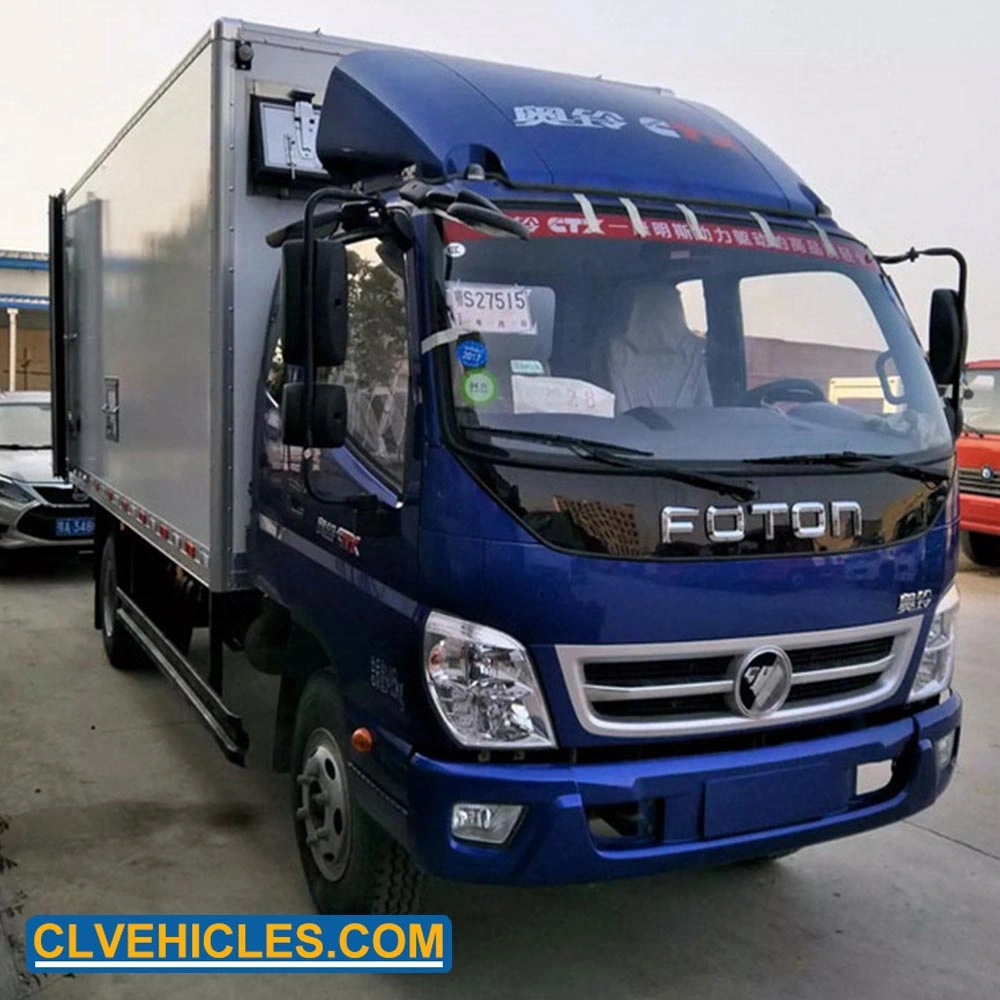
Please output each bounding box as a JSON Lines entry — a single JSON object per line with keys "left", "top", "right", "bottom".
{"left": 281, "top": 382, "right": 347, "bottom": 448}
{"left": 928, "top": 288, "right": 965, "bottom": 386}
{"left": 281, "top": 239, "right": 349, "bottom": 367}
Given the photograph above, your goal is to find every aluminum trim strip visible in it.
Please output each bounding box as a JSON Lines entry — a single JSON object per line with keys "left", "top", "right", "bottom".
{"left": 790, "top": 654, "right": 894, "bottom": 685}
{"left": 585, "top": 679, "right": 735, "bottom": 701}
{"left": 70, "top": 468, "right": 211, "bottom": 586}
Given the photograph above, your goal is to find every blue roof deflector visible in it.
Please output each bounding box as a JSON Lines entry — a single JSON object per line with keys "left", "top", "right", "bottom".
{"left": 317, "top": 49, "right": 822, "bottom": 216}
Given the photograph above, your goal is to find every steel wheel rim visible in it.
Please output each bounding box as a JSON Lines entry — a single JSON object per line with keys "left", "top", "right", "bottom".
{"left": 297, "top": 727, "right": 351, "bottom": 882}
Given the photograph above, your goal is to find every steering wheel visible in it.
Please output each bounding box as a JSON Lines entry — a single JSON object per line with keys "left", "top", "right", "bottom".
{"left": 741, "top": 378, "right": 827, "bottom": 407}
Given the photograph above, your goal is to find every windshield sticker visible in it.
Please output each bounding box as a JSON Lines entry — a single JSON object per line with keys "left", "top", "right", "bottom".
{"left": 443, "top": 215, "right": 877, "bottom": 270}
{"left": 512, "top": 375, "right": 615, "bottom": 418}
{"left": 456, "top": 339, "right": 489, "bottom": 369}
{"left": 462, "top": 370, "right": 498, "bottom": 406}
{"left": 447, "top": 282, "right": 535, "bottom": 333}
{"left": 444, "top": 242, "right": 466, "bottom": 259}
{"left": 510, "top": 359, "right": 545, "bottom": 375}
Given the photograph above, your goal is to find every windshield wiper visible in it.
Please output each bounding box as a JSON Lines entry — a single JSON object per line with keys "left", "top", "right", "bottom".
{"left": 464, "top": 427, "right": 653, "bottom": 457}
{"left": 0, "top": 444, "right": 44, "bottom": 450}
{"left": 745, "top": 451, "right": 951, "bottom": 485}
{"left": 463, "top": 427, "right": 756, "bottom": 500}
{"left": 963, "top": 421, "right": 987, "bottom": 438}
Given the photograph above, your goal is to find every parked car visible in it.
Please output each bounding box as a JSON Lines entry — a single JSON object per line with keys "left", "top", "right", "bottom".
{"left": 957, "top": 361, "right": 1000, "bottom": 565}
{"left": 0, "top": 391, "right": 95, "bottom": 553}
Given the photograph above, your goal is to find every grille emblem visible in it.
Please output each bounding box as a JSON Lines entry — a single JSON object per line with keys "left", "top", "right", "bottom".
{"left": 982, "top": 465, "right": 994, "bottom": 481}
{"left": 731, "top": 646, "right": 793, "bottom": 718}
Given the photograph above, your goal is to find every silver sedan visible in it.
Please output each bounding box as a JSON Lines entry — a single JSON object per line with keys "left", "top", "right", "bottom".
{"left": 0, "top": 391, "right": 94, "bottom": 551}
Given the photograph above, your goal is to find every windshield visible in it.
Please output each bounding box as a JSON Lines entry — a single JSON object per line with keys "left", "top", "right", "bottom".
{"left": 0, "top": 401, "right": 51, "bottom": 448}
{"left": 434, "top": 209, "right": 951, "bottom": 466}
{"left": 964, "top": 368, "right": 1000, "bottom": 434}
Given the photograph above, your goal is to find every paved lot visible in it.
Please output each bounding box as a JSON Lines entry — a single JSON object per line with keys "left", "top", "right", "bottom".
{"left": 1, "top": 553, "right": 998, "bottom": 999}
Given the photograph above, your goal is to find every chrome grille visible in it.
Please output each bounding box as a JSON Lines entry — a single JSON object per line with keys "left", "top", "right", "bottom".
{"left": 557, "top": 618, "right": 922, "bottom": 738}
{"left": 958, "top": 468, "right": 1000, "bottom": 498}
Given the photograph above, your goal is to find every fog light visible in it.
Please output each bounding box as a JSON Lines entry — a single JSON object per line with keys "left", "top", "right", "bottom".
{"left": 935, "top": 731, "right": 957, "bottom": 774}
{"left": 451, "top": 803, "right": 524, "bottom": 845}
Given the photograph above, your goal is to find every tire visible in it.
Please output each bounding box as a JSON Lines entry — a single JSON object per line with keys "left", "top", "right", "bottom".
{"left": 291, "top": 670, "right": 422, "bottom": 914}
{"left": 99, "top": 533, "right": 147, "bottom": 670}
{"left": 961, "top": 531, "right": 1000, "bottom": 567}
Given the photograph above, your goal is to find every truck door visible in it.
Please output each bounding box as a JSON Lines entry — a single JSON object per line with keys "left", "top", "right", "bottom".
{"left": 55, "top": 197, "right": 104, "bottom": 478}
{"left": 256, "top": 233, "right": 420, "bottom": 713}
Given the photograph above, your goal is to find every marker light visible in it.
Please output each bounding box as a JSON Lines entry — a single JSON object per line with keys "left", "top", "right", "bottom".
{"left": 909, "top": 584, "right": 959, "bottom": 702}
{"left": 451, "top": 803, "right": 524, "bottom": 845}
{"left": 423, "top": 611, "right": 556, "bottom": 749}
{"left": 351, "top": 727, "right": 374, "bottom": 753}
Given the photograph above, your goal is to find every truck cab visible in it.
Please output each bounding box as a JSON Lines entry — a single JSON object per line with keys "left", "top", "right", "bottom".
{"left": 249, "top": 49, "right": 966, "bottom": 908}
{"left": 957, "top": 360, "right": 1000, "bottom": 564}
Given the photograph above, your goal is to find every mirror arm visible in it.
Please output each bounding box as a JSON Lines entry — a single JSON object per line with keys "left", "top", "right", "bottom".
{"left": 875, "top": 246, "right": 967, "bottom": 314}
{"left": 876, "top": 245, "right": 969, "bottom": 420}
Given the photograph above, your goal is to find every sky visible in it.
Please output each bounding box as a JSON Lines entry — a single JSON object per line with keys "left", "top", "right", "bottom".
{"left": 1, "top": 0, "right": 996, "bottom": 357}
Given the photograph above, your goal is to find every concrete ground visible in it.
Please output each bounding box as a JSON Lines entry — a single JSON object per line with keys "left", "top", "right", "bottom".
{"left": 1, "top": 552, "right": 998, "bottom": 1000}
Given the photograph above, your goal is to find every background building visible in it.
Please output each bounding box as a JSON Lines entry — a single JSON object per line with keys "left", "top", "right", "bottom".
{"left": 1, "top": 249, "right": 50, "bottom": 391}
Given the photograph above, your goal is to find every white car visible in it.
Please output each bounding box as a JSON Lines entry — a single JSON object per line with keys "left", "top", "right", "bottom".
{"left": 0, "top": 391, "right": 95, "bottom": 551}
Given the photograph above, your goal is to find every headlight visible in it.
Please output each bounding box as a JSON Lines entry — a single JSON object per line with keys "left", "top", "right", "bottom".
{"left": 422, "top": 611, "right": 556, "bottom": 749}
{"left": 909, "top": 584, "right": 959, "bottom": 702}
{"left": 0, "top": 475, "right": 32, "bottom": 504}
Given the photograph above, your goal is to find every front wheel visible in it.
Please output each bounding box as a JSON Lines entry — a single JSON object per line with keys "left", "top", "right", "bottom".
{"left": 291, "top": 671, "right": 422, "bottom": 914}
{"left": 962, "top": 531, "right": 1000, "bottom": 567}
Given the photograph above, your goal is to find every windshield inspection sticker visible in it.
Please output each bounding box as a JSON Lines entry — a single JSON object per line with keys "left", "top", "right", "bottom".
{"left": 512, "top": 376, "right": 615, "bottom": 418}
{"left": 456, "top": 339, "right": 489, "bottom": 369}
{"left": 510, "top": 359, "right": 545, "bottom": 375}
{"left": 446, "top": 282, "right": 534, "bottom": 333}
{"left": 462, "top": 370, "right": 498, "bottom": 405}
{"left": 444, "top": 242, "right": 466, "bottom": 259}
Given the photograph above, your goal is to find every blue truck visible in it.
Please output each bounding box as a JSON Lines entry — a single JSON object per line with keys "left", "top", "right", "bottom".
{"left": 50, "top": 20, "right": 967, "bottom": 913}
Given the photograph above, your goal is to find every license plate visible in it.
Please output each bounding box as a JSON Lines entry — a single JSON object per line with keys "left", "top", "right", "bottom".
{"left": 703, "top": 765, "right": 854, "bottom": 838}
{"left": 56, "top": 517, "right": 95, "bottom": 538}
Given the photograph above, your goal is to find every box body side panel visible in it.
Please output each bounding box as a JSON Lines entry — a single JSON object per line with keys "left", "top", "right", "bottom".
{"left": 61, "top": 25, "right": 377, "bottom": 587}
{"left": 65, "top": 45, "right": 215, "bottom": 579}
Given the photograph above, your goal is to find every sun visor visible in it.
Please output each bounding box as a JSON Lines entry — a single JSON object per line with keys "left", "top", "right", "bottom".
{"left": 317, "top": 49, "right": 822, "bottom": 215}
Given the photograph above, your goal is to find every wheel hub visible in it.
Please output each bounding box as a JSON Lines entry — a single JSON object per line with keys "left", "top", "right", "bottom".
{"left": 296, "top": 728, "right": 351, "bottom": 881}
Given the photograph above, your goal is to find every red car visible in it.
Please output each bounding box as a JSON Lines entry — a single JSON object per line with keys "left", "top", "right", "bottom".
{"left": 958, "top": 360, "right": 1000, "bottom": 564}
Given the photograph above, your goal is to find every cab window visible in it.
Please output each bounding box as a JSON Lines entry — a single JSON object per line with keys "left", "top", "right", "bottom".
{"left": 264, "top": 235, "right": 411, "bottom": 488}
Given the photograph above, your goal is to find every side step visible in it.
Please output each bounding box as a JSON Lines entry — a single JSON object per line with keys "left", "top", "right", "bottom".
{"left": 116, "top": 589, "right": 249, "bottom": 765}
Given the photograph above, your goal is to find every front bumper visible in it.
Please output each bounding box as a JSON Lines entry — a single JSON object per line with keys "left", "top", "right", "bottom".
{"left": 960, "top": 492, "right": 1000, "bottom": 536}
{"left": 398, "top": 693, "right": 960, "bottom": 884}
